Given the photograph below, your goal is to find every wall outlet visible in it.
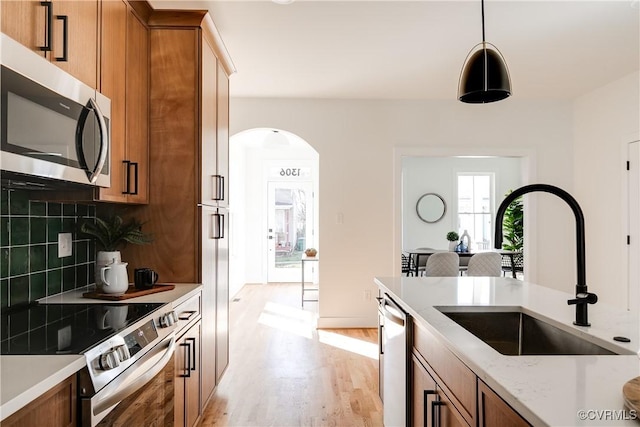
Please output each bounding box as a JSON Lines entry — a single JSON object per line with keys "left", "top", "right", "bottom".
{"left": 58, "top": 233, "right": 72, "bottom": 258}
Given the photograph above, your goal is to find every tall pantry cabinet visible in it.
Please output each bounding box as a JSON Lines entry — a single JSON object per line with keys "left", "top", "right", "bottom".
{"left": 121, "top": 9, "right": 234, "bottom": 414}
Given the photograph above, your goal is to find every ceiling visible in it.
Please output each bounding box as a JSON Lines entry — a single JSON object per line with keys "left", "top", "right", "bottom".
{"left": 150, "top": 1, "right": 640, "bottom": 100}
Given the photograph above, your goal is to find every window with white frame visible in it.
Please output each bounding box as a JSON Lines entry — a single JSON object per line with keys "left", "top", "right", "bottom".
{"left": 457, "top": 174, "right": 493, "bottom": 250}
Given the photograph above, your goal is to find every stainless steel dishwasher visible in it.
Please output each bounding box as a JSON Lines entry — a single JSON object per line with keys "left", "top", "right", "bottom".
{"left": 378, "top": 293, "right": 411, "bottom": 427}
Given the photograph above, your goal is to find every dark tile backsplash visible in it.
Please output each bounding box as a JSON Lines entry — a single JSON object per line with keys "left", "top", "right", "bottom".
{"left": 0, "top": 189, "right": 96, "bottom": 309}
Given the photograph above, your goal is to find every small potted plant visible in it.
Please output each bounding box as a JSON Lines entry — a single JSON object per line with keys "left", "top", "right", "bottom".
{"left": 81, "top": 214, "right": 153, "bottom": 289}
{"left": 446, "top": 231, "right": 459, "bottom": 251}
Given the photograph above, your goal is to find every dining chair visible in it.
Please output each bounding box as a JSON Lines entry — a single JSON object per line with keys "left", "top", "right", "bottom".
{"left": 424, "top": 252, "right": 460, "bottom": 277}
{"left": 414, "top": 247, "right": 436, "bottom": 276}
{"left": 467, "top": 252, "right": 502, "bottom": 277}
{"left": 401, "top": 253, "right": 415, "bottom": 276}
{"left": 502, "top": 252, "right": 524, "bottom": 278}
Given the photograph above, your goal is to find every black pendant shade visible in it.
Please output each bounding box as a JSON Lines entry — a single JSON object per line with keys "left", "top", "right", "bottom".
{"left": 458, "top": 0, "right": 512, "bottom": 103}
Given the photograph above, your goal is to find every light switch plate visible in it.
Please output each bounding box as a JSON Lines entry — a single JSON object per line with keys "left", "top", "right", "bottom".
{"left": 58, "top": 233, "right": 72, "bottom": 258}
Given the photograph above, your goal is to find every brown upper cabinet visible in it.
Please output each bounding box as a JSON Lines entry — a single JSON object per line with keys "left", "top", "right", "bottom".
{"left": 1, "top": 0, "right": 98, "bottom": 89}
{"left": 96, "top": 1, "right": 149, "bottom": 204}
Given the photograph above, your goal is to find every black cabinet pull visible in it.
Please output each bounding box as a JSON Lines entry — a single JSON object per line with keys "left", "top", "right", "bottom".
{"left": 122, "top": 160, "right": 131, "bottom": 194}
{"left": 131, "top": 162, "right": 139, "bottom": 195}
{"left": 39, "top": 2, "right": 52, "bottom": 52}
{"left": 179, "top": 341, "right": 191, "bottom": 378}
{"left": 186, "top": 337, "right": 196, "bottom": 371}
{"left": 424, "top": 390, "right": 436, "bottom": 426}
{"left": 212, "top": 213, "right": 225, "bottom": 240}
{"left": 213, "top": 175, "right": 225, "bottom": 201}
{"left": 54, "top": 15, "right": 68, "bottom": 62}
{"left": 178, "top": 310, "right": 197, "bottom": 321}
{"left": 432, "top": 399, "right": 445, "bottom": 427}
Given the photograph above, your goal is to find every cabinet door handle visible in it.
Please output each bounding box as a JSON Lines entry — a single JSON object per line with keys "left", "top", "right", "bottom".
{"left": 212, "top": 213, "right": 225, "bottom": 239}
{"left": 54, "top": 15, "right": 68, "bottom": 62}
{"left": 122, "top": 160, "right": 131, "bottom": 194}
{"left": 432, "top": 398, "right": 445, "bottom": 427}
{"left": 39, "top": 1, "right": 52, "bottom": 52}
{"left": 179, "top": 341, "right": 191, "bottom": 378}
{"left": 131, "top": 162, "right": 139, "bottom": 195}
{"left": 178, "top": 310, "right": 197, "bottom": 321}
{"left": 213, "top": 175, "right": 224, "bottom": 201}
{"left": 424, "top": 390, "right": 436, "bottom": 426}
{"left": 186, "top": 337, "right": 196, "bottom": 371}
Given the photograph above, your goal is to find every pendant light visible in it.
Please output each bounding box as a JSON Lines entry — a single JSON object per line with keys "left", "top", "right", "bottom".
{"left": 458, "top": 0, "right": 512, "bottom": 103}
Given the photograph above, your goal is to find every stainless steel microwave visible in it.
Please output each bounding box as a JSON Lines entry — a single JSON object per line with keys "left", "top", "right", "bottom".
{"left": 1, "top": 33, "right": 111, "bottom": 187}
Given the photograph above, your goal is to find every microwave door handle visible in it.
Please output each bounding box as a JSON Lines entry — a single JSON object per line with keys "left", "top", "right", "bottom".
{"left": 86, "top": 97, "right": 109, "bottom": 184}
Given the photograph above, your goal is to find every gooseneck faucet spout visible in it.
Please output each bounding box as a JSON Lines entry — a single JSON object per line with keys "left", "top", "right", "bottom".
{"left": 494, "top": 184, "right": 597, "bottom": 327}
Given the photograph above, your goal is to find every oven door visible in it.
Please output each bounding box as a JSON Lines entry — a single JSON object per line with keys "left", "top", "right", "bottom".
{"left": 81, "top": 334, "right": 176, "bottom": 427}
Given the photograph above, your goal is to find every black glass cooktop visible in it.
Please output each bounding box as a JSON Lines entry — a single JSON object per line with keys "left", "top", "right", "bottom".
{"left": 0, "top": 303, "right": 164, "bottom": 355}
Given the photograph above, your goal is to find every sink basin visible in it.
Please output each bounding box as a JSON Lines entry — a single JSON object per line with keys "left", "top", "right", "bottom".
{"left": 437, "top": 308, "right": 631, "bottom": 356}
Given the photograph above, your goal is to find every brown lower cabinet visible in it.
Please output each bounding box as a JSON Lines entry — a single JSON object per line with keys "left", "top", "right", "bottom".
{"left": 175, "top": 321, "right": 202, "bottom": 427}
{"left": 477, "top": 379, "right": 531, "bottom": 427}
{"left": 1, "top": 375, "right": 76, "bottom": 427}
{"left": 412, "top": 353, "right": 469, "bottom": 427}
{"left": 411, "top": 321, "right": 531, "bottom": 427}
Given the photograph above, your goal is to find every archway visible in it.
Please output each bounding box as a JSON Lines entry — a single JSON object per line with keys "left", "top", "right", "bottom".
{"left": 228, "top": 128, "right": 320, "bottom": 300}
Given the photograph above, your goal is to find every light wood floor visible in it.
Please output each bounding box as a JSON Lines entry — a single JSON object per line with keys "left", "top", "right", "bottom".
{"left": 199, "top": 283, "right": 383, "bottom": 427}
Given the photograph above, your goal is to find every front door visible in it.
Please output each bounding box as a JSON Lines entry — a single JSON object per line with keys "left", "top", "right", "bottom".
{"left": 267, "top": 181, "right": 314, "bottom": 282}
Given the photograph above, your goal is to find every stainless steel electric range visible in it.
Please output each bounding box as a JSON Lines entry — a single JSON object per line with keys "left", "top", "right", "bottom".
{"left": 0, "top": 302, "right": 179, "bottom": 426}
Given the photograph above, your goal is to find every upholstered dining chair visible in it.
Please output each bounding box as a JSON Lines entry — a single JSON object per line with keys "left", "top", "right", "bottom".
{"left": 424, "top": 252, "right": 460, "bottom": 277}
{"left": 414, "top": 247, "right": 436, "bottom": 276}
{"left": 467, "top": 252, "right": 502, "bottom": 277}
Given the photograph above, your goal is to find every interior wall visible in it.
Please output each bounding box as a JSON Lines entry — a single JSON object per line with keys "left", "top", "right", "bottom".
{"left": 573, "top": 71, "right": 640, "bottom": 310}
{"left": 230, "top": 98, "right": 575, "bottom": 327}
{"left": 402, "top": 156, "right": 523, "bottom": 252}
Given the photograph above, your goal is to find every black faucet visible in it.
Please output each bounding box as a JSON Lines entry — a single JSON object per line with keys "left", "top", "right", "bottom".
{"left": 494, "top": 184, "right": 597, "bottom": 327}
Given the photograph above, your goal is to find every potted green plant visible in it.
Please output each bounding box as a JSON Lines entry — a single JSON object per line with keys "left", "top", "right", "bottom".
{"left": 502, "top": 192, "right": 523, "bottom": 251}
{"left": 81, "top": 215, "right": 153, "bottom": 289}
{"left": 446, "top": 231, "right": 459, "bottom": 251}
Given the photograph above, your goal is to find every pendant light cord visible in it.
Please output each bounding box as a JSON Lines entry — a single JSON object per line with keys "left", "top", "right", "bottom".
{"left": 481, "top": 0, "right": 486, "bottom": 43}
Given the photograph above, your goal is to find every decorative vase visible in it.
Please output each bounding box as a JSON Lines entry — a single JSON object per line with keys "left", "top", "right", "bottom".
{"left": 96, "top": 251, "right": 121, "bottom": 291}
{"left": 448, "top": 241, "right": 457, "bottom": 251}
{"left": 460, "top": 229, "right": 472, "bottom": 252}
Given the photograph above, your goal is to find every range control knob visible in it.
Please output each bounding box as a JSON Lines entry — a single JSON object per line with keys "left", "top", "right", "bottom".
{"left": 159, "top": 311, "right": 177, "bottom": 328}
{"left": 114, "top": 344, "right": 130, "bottom": 362}
{"left": 99, "top": 349, "right": 120, "bottom": 370}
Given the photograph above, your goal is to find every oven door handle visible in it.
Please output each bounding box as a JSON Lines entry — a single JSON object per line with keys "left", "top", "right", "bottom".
{"left": 94, "top": 335, "right": 176, "bottom": 415}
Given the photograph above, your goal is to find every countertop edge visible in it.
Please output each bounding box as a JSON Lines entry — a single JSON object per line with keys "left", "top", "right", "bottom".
{"left": 0, "top": 355, "right": 86, "bottom": 422}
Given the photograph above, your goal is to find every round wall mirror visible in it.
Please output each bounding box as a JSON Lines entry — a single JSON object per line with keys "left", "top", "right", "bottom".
{"left": 416, "top": 193, "right": 446, "bottom": 223}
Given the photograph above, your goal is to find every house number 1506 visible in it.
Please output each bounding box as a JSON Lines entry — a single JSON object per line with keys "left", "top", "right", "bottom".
{"left": 280, "top": 168, "right": 301, "bottom": 177}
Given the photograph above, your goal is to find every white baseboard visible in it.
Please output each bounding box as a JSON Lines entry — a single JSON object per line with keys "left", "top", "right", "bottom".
{"left": 317, "top": 316, "right": 378, "bottom": 329}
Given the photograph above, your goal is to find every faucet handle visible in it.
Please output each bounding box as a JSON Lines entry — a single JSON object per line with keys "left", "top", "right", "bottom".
{"left": 567, "top": 292, "right": 598, "bottom": 305}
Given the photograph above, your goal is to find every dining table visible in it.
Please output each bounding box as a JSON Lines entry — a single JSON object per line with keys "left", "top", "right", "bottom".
{"left": 405, "top": 248, "right": 521, "bottom": 278}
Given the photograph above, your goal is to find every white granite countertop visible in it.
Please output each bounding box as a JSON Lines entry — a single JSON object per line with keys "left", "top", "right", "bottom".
{"left": 0, "top": 283, "right": 202, "bottom": 422}
{"left": 374, "top": 276, "right": 640, "bottom": 427}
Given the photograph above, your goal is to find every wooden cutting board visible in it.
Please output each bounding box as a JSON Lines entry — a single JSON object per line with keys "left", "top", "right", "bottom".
{"left": 623, "top": 376, "right": 640, "bottom": 412}
{"left": 82, "top": 284, "right": 175, "bottom": 301}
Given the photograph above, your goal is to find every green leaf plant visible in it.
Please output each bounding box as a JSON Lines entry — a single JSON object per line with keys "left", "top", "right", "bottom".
{"left": 502, "top": 191, "right": 523, "bottom": 252}
{"left": 80, "top": 214, "right": 153, "bottom": 252}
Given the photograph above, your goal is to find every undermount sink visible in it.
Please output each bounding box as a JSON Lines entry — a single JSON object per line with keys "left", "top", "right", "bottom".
{"left": 437, "top": 308, "right": 633, "bottom": 356}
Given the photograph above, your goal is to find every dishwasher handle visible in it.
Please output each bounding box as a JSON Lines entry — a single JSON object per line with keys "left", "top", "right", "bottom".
{"left": 379, "top": 297, "right": 406, "bottom": 327}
